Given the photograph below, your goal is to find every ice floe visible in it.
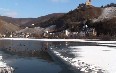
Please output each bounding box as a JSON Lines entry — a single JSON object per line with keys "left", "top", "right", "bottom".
{"left": 0, "top": 56, "right": 14, "bottom": 73}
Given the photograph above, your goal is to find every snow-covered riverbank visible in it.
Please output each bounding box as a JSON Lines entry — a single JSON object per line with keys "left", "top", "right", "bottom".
{"left": 0, "top": 56, "right": 14, "bottom": 73}
{"left": 0, "top": 38, "right": 86, "bottom": 42}
{"left": 1, "top": 38, "right": 116, "bottom": 43}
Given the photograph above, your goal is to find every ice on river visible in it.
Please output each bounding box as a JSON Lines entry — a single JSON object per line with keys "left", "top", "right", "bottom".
{"left": 0, "top": 56, "right": 14, "bottom": 73}
{"left": 69, "top": 46, "right": 116, "bottom": 73}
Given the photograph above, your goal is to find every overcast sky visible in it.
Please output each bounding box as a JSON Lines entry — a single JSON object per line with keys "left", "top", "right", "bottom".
{"left": 0, "top": 0, "right": 115, "bottom": 18}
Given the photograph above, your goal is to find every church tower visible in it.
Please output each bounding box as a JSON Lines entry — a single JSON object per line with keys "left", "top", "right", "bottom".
{"left": 85, "top": 0, "right": 91, "bottom": 6}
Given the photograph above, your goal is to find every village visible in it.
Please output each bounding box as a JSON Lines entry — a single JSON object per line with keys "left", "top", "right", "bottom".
{"left": 0, "top": 26, "right": 97, "bottom": 39}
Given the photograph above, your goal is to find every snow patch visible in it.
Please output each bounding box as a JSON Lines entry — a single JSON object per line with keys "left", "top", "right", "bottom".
{"left": 0, "top": 56, "right": 14, "bottom": 73}
{"left": 93, "top": 7, "right": 116, "bottom": 22}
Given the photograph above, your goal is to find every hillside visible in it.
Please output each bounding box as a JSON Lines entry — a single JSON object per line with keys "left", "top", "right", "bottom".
{"left": 39, "top": 6, "right": 102, "bottom": 31}
{"left": 39, "top": 5, "right": 116, "bottom": 36}
{"left": 0, "top": 16, "right": 35, "bottom": 26}
{"left": 0, "top": 13, "right": 64, "bottom": 28}
{"left": 22, "top": 13, "right": 65, "bottom": 28}
{"left": 0, "top": 19, "right": 20, "bottom": 34}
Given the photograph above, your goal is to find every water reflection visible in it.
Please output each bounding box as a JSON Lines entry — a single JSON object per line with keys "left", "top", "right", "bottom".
{"left": 0, "top": 39, "right": 53, "bottom": 62}
{"left": 7, "top": 58, "right": 61, "bottom": 73}
{"left": 0, "top": 51, "right": 62, "bottom": 73}
{"left": 2, "top": 50, "right": 53, "bottom": 62}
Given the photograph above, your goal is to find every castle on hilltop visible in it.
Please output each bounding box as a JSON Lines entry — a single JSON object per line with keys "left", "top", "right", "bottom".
{"left": 85, "top": 0, "right": 91, "bottom": 6}
{"left": 78, "top": 0, "right": 92, "bottom": 8}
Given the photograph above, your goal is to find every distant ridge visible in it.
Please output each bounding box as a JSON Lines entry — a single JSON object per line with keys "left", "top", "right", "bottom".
{"left": 0, "top": 19, "right": 20, "bottom": 34}
{"left": 0, "top": 13, "right": 65, "bottom": 28}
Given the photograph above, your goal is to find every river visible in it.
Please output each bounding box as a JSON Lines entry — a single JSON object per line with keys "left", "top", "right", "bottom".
{"left": 0, "top": 38, "right": 78, "bottom": 73}
{"left": 0, "top": 38, "right": 116, "bottom": 73}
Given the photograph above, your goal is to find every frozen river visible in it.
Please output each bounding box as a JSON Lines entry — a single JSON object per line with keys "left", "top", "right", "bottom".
{"left": 49, "top": 40, "right": 116, "bottom": 73}
{"left": 0, "top": 38, "right": 78, "bottom": 73}
{"left": 0, "top": 38, "right": 116, "bottom": 73}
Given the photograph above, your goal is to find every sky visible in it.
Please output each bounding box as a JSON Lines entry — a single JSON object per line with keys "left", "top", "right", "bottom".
{"left": 0, "top": 0, "right": 115, "bottom": 18}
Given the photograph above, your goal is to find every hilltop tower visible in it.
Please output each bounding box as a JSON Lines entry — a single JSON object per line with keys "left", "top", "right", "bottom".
{"left": 85, "top": 0, "right": 91, "bottom": 6}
